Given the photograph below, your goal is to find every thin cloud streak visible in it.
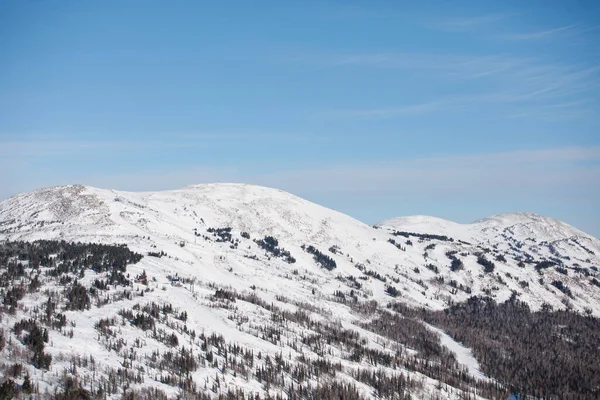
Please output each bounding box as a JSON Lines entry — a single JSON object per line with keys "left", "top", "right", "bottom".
{"left": 335, "top": 102, "right": 444, "bottom": 118}
{"left": 504, "top": 24, "right": 580, "bottom": 40}
{"left": 308, "top": 50, "right": 599, "bottom": 119}
{"left": 294, "top": 51, "right": 598, "bottom": 94}
{"left": 425, "top": 13, "right": 515, "bottom": 32}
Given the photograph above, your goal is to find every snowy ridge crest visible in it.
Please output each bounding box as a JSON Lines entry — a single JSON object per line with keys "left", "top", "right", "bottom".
{"left": 1, "top": 183, "right": 600, "bottom": 399}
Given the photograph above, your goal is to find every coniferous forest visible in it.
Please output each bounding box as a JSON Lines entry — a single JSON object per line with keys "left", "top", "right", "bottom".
{"left": 0, "top": 238, "right": 599, "bottom": 399}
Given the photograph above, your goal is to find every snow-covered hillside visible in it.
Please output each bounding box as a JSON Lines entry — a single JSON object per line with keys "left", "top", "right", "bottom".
{"left": 1, "top": 183, "right": 599, "bottom": 399}
{"left": 2, "top": 184, "right": 598, "bottom": 313}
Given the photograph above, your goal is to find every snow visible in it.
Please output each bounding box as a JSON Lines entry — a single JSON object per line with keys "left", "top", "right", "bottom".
{"left": 423, "top": 323, "right": 489, "bottom": 382}
{"left": 1, "top": 183, "right": 599, "bottom": 316}
{"left": 1, "top": 183, "right": 600, "bottom": 399}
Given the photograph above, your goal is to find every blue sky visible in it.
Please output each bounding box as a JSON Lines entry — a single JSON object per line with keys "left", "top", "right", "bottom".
{"left": 1, "top": 0, "right": 599, "bottom": 236}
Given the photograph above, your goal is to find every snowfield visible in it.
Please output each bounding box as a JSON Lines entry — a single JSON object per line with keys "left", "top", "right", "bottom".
{"left": 0, "top": 183, "right": 599, "bottom": 399}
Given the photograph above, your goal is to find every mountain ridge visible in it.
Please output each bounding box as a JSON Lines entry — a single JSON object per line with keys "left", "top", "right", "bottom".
{"left": 2, "top": 183, "right": 599, "bottom": 313}
{"left": 4, "top": 183, "right": 597, "bottom": 241}
{"left": 1, "top": 183, "right": 600, "bottom": 399}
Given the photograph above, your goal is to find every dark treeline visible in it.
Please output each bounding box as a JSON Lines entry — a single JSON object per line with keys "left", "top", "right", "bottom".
{"left": 391, "top": 230, "right": 454, "bottom": 242}
{"left": 0, "top": 240, "right": 142, "bottom": 273}
{"left": 1, "top": 240, "right": 142, "bottom": 315}
{"left": 391, "top": 295, "right": 600, "bottom": 399}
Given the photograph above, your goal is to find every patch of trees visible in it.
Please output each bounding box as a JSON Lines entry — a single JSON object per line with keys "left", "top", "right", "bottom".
{"left": 254, "top": 236, "right": 296, "bottom": 263}
{"left": 572, "top": 265, "right": 590, "bottom": 276}
{"left": 354, "top": 263, "right": 386, "bottom": 282}
{"left": 385, "top": 285, "right": 399, "bottom": 297}
{"left": 572, "top": 238, "right": 595, "bottom": 255}
{"left": 206, "top": 227, "right": 233, "bottom": 242}
{"left": 302, "top": 245, "right": 336, "bottom": 271}
{"left": 3, "top": 286, "right": 26, "bottom": 313}
{"left": 551, "top": 280, "right": 573, "bottom": 298}
{"left": 555, "top": 266, "right": 568, "bottom": 275}
{"left": 364, "top": 304, "right": 506, "bottom": 398}
{"left": 0, "top": 241, "right": 141, "bottom": 296}
{"left": 395, "top": 295, "right": 600, "bottom": 399}
{"left": 449, "top": 256, "right": 464, "bottom": 272}
{"left": 14, "top": 319, "right": 52, "bottom": 369}
{"left": 212, "top": 288, "right": 237, "bottom": 302}
{"left": 344, "top": 275, "right": 362, "bottom": 290}
{"left": 387, "top": 238, "right": 405, "bottom": 251}
{"left": 448, "top": 279, "right": 472, "bottom": 294}
{"left": 0, "top": 240, "right": 141, "bottom": 275}
{"left": 66, "top": 281, "right": 90, "bottom": 311}
{"left": 534, "top": 260, "right": 557, "bottom": 272}
{"left": 54, "top": 376, "right": 91, "bottom": 400}
{"left": 424, "top": 263, "right": 439, "bottom": 274}
{"left": 391, "top": 230, "right": 454, "bottom": 242}
{"left": 476, "top": 255, "right": 495, "bottom": 274}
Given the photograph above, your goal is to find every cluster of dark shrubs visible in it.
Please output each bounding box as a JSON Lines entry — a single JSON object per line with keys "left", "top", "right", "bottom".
{"left": 206, "top": 227, "right": 233, "bottom": 242}
{"left": 302, "top": 245, "right": 336, "bottom": 270}
{"left": 385, "top": 285, "right": 399, "bottom": 297}
{"left": 551, "top": 280, "right": 573, "bottom": 297}
{"left": 354, "top": 263, "right": 386, "bottom": 282}
{"left": 424, "top": 263, "right": 439, "bottom": 274}
{"left": 450, "top": 256, "right": 464, "bottom": 272}
{"left": 476, "top": 254, "right": 495, "bottom": 274}
{"left": 254, "top": 236, "right": 296, "bottom": 263}
{"left": 387, "top": 238, "right": 405, "bottom": 251}
{"left": 534, "top": 260, "right": 557, "bottom": 272}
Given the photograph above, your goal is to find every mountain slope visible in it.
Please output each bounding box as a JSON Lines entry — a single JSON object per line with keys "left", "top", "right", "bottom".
{"left": 4, "top": 184, "right": 598, "bottom": 313}
{"left": 1, "top": 184, "right": 600, "bottom": 399}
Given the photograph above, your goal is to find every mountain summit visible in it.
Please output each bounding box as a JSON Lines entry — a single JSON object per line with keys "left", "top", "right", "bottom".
{"left": 1, "top": 183, "right": 599, "bottom": 311}
{"left": 1, "top": 184, "right": 600, "bottom": 399}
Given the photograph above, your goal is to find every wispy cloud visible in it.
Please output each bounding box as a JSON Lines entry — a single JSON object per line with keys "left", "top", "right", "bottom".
{"left": 297, "top": 50, "right": 599, "bottom": 119}
{"left": 333, "top": 102, "right": 444, "bottom": 118}
{"left": 504, "top": 99, "right": 598, "bottom": 120}
{"left": 426, "top": 13, "right": 514, "bottom": 32}
{"left": 503, "top": 24, "right": 580, "bottom": 40}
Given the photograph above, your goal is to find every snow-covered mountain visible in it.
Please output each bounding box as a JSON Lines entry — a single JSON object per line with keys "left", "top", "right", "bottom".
{"left": 3, "top": 184, "right": 598, "bottom": 312}
{"left": 379, "top": 212, "right": 598, "bottom": 248}
{"left": 1, "top": 184, "right": 600, "bottom": 399}
{"left": 378, "top": 212, "right": 600, "bottom": 270}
